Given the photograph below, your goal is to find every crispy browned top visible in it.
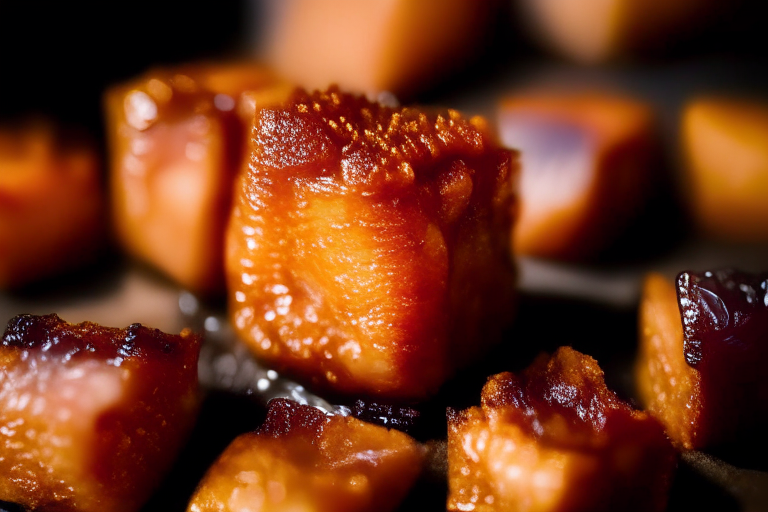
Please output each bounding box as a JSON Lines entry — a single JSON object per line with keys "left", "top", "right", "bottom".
{"left": 251, "top": 86, "right": 500, "bottom": 194}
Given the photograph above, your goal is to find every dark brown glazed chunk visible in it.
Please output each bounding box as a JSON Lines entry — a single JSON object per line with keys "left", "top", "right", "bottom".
{"left": 226, "top": 86, "right": 517, "bottom": 400}
{"left": 637, "top": 270, "right": 768, "bottom": 450}
{"left": 449, "top": 347, "right": 675, "bottom": 512}
{"left": 350, "top": 400, "right": 421, "bottom": 434}
{"left": 0, "top": 314, "right": 200, "bottom": 512}
{"left": 187, "top": 398, "right": 425, "bottom": 512}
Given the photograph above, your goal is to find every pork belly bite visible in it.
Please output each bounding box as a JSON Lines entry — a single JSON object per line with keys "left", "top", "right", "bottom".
{"left": 0, "top": 124, "right": 103, "bottom": 288}
{"left": 105, "top": 63, "right": 288, "bottom": 294}
{"left": 498, "top": 91, "right": 657, "bottom": 261}
{"left": 0, "top": 314, "right": 200, "bottom": 512}
{"left": 637, "top": 270, "right": 768, "bottom": 450}
{"left": 187, "top": 398, "right": 425, "bottom": 512}
{"left": 226, "top": 87, "right": 517, "bottom": 400}
{"left": 448, "top": 347, "right": 675, "bottom": 512}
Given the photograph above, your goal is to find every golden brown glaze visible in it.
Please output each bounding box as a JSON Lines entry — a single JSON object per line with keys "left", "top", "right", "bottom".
{"left": 105, "top": 63, "right": 289, "bottom": 294}
{"left": 187, "top": 398, "right": 425, "bottom": 512}
{"left": 498, "top": 91, "right": 656, "bottom": 261}
{"left": 449, "top": 347, "right": 675, "bottom": 512}
{"left": 0, "top": 124, "right": 103, "bottom": 288}
{"left": 226, "top": 86, "right": 517, "bottom": 400}
{"left": 0, "top": 314, "right": 200, "bottom": 512}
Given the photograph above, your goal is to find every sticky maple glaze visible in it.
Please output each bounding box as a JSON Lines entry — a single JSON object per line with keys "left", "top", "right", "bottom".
{"left": 0, "top": 314, "right": 200, "bottom": 512}
{"left": 0, "top": 124, "right": 103, "bottom": 288}
{"left": 105, "top": 63, "right": 289, "bottom": 294}
{"left": 637, "top": 270, "right": 768, "bottom": 451}
{"left": 187, "top": 398, "right": 425, "bottom": 512}
{"left": 448, "top": 347, "right": 675, "bottom": 512}
{"left": 226, "top": 87, "right": 517, "bottom": 400}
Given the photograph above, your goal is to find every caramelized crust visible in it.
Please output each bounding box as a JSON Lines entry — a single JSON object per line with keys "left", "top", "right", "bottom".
{"left": 227, "top": 87, "right": 517, "bottom": 400}
{"left": 449, "top": 347, "right": 675, "bottom": 512}
{"left": 187, "top": 398, "right": 425, "bottom": 512}
{"left": 0, "top": 124, "right": 103, "bottom": 288}
{"left": 0, "top": 314, "right": 200, "bottom": 512}
{"left": 637, "top": 270, "right": 768, "bottom": 450}
{"left": 498, "top": 91, "right": 656, "bottom": 261}
{"left": 682, "top": 98, "right": 768, "bottom": 241}
{"left": 105, "top": 63, "right": 289, "bottom": 294}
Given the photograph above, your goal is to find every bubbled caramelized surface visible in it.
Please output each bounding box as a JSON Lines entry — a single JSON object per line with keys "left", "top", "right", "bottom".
{"left": 187, "top": 398, "right": 425, "bottom": 512}
{"left": 638, "top": 270, "right": 768, "bottom": 450}
{"left": 227, "top": 86, "right": 517, "bottom": 400}
{"left": 0, "top": 314, "right": 200, "bottom": 512}
{"left": 448, "top": 347, "right": 675, "bottom": 512}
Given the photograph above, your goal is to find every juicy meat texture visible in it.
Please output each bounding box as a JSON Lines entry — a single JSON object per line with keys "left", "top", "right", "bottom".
{"left": 105, "top": 63, "right": 289, "bottom": 294}
{"left": 498, "top": 91, "right": 657, "bottom": 261}
{"left": 637, "top": 270, "right": 768, "bottom": 450}
{"left": 0, "top": 124, "right": 103, "bottom": 288}
{"left": 521, "top": 0, "right": 718, "bottom": 63}
{"left": 448, "top": 347, "right": 675, "bottom": 512}
{"left": 0, "top": 314, "right": 200, "bottom": 512}
{"left": 226, "top": 86, "right": 517, "bottom": 400}
{"left": 187, "top": 398, "right": 425, "bottom": 512}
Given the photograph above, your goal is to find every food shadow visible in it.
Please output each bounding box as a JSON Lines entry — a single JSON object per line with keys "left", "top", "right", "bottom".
{"left": 140, "top": 392, "right": 266, "bottom": 512}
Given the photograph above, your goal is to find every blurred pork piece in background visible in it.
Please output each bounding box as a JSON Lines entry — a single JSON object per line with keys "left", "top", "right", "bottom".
{"left": 498, "top": 90, "right": 660, "bottom": 262}
{"left": 0, "top": 122, "right": 104, "bottom": 288}
{"left": 516, "top": 0, "right": 727, "bottom": 64}
{"left": 259, "top": 0, "right": 498, "bottom": 99}
{"left": 682, "top": 97, "right": 768, "bottom": 242}
{"left": 105, "top": 63, "right": 290, "bottom": 296}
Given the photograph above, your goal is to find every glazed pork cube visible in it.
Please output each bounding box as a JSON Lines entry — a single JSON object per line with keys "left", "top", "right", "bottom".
{"left": 682, "top": 98, "right": 768, "bottom": 241}
{"left": 105, "top": 63, "right": 288, "bottom": 294}
{"left": 226, "top": 86, "right": 517, "bottom": 400}
{"left": 187, "top": 398, "right": 425, "bottom": 512}
{"left": 636, "top": 270, "right": 768, "bottom": 450}
{"left": 0, "top": 314, "right": 200, "bottom": 512}
{"left": 498, "top": 91, "right": 657, "bottom": 261}
{"left": 0, "top": 123, "right": 103, "bottom": 288}
{"left": 448, "top": 347, "right": 675, "bottom": 512}
{"left": 264, "top": 0, "right": 495, "bottom": 98}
